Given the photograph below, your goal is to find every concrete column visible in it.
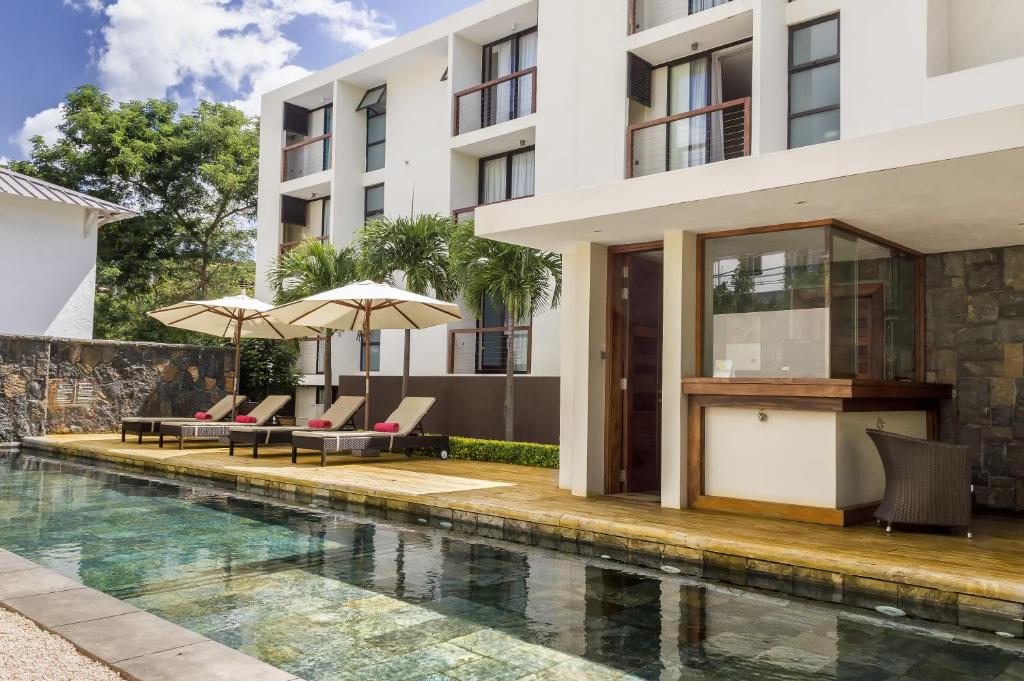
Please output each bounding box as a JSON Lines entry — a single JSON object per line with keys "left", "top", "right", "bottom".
{"left": 661, "top": 231, "right": 698, "bottom": 509}
{"left": 752, "top": 0, "right": 789, "bottom": 155}
{"left": 561, "top": 242, "right": 608, "bottom": 497}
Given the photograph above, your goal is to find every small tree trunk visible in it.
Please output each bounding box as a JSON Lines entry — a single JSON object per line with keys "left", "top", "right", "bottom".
{"left": 321, "top": 329, "right": 333, "bottom": 412}
{"left": 504, "top": 315, "right": 515, "bottom": 441}
{"left": 402, "top": 328, "right": 411, "bottom": 398}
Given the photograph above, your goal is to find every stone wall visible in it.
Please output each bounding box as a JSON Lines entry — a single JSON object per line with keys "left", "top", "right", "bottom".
{"left": 0, "top": 334, "right": 233, "bottom": 441}
{"left": 926, "top": 246, "right": 1024, "bottom": 512}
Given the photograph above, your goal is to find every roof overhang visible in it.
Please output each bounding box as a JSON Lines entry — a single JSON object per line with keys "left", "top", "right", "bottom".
{"left": 475, "top": 104, "right": 1024, "bottom": 254}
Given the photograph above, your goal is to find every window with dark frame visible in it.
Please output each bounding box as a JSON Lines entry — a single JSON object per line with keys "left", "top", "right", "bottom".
{"left": 478, "top": 146, "right": 535, "bottom": 205}
{"left": 357, "top": 85, "right": 387, "bottom": 172}
{"left": 358, "top": 330, "right": 381, "bottom": 372}
{"left": 481, "top": 27, "right": 538, "bottom": 128}
{"left": 788, "top": 14, "right": 840, "bottom": 149}
{"left": 364, "top": 184, "right": 384, "bottom": 221}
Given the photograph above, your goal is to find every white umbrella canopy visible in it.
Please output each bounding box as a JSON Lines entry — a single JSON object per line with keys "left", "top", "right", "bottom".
{"left": 270, "top": 281, "right": 462, "bottom": 428}
{"left": 149, "top": 294, "right": 318, "bottom": 417}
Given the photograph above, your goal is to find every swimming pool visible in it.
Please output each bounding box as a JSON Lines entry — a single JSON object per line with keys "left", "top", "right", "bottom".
{"left": 0, "top": 450, "right": 1020, "bottom": 680}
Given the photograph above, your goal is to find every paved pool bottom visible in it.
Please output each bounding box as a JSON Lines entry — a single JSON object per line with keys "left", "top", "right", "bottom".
{"left": 0, "top": 450, "right": 1021, "bottom": 680}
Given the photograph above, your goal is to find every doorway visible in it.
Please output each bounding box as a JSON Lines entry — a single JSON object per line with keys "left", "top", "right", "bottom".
{"left": 606, "top": 243, "right": 664, "bottom": 496}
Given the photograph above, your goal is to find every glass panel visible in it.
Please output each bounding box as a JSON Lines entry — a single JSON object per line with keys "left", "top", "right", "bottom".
{"left": 367, "top": 113, "right": 386, "bottom": 144}
{"left": 789, "top": 109, "right": 840, "bottom": 148}
{"left": 668, "top": 58, "right": 710, "bottom": 170}
{"left": 510, "top": 150, "right": 535, "bottom": 198}
{"left": 321, "top": 198, "right": 331, "bottom": 237}
{"left": 703, "top": 228, "right": 829, "bottom": 378}
{"left": 365, "top": 185, "right": 384, "bottom": 215}
{"left": 829, "top": 227, "right": 917, "bottom": 380}
{"left": 366, "top": 142, "right": 385, "bottom": 172}
{"left": 791, "top": 18, "right": 839, "bottom": 67}
{"left": 481, "top": 157, "right": 507, "bottom": 204}
{"left": 322, "top": 105, "right": 333, "bottom": 135}
{"left": 356, "top": 86, "right": 386, "bottom": 111}
{"left": 789, "top": 62, "right": 839, "bottom": 115}
{"left": 359, "top": 331, "right": 381, "bottom": 372}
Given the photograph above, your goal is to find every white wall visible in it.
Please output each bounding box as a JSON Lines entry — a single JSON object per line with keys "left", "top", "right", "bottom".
{"left": 0, "top": 195, "right": 98, "bottom": 339}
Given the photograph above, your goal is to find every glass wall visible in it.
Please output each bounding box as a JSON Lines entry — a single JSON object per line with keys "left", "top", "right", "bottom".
{"left": 702, "top": 223, "right": 919, "bottom": 380}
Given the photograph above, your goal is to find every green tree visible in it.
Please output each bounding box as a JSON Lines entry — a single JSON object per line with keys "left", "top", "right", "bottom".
{"left": 453, "top": 226, "right": 562, "bottom": 441}
{"left": 239, "top": 339, "right": 302, "bottom": 404}
{"left": 267, "top": 238, "right": 359, "bottom": 412}
{"left": 5, "top": 85, "right": 258, "bottom": 336}
{"left": 357, "top": 214, "right": 459, "bottom": 398}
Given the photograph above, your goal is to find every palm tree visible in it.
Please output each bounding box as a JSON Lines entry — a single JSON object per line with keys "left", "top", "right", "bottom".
{"left": 453, "top": 227, "right": 562, "bottom": 441}
{"left": 357, "top": 213, "right": 459, "bottom": 398}
{"left": 267, "top": 238, "right": 359, "bottom": 412}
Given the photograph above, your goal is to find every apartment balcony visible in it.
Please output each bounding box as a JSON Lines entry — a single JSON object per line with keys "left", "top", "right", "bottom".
{"left": 452, "top": 195, "right": 534, "bottom": 225}
{"left": 627, "top": 97, "right": 750, "bottom": 178}
{"left": 453, "top": 68, "right": 537, "bottom": 137}
{"left": 629, "top": 0, "right": 734, "bottom": 33}
{"left": 448, "top": 326, "right": 531, "bottom": 374}
{"left": 279, "top": 233, "right": 328, "bottom": 255}
{"left": 282, "top": 133, "right": 332, "bottom": 182}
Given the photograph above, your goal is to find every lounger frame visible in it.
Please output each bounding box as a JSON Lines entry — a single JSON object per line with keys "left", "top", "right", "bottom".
{"left": 291, "top": 423, "right": 450, "bottom": 466}
{"left": 228, "top": 414, "right": 358, "bottom": 458}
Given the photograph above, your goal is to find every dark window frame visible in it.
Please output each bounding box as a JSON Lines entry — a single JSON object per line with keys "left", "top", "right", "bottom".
{"left": 481, "top": 26, "right": 538, "bottom": 126}
{"left": 787, "top": 13, "right": 840, "bottom": 149}
{"left": 359, "top": 85, "right": 387, "bottom": 172}
{"left": 477, "top": 145, "right": 536, "bottom": 205}
{"left": 364, "top": 183, "right": 384, "bottom": 222}
{"left": 358, "top": 330, "right": 381, "bottom": 372}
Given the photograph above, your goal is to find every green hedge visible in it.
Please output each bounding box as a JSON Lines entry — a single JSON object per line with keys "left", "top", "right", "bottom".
{"left": 449, "top": 436, "right": 559, "bottom": 469}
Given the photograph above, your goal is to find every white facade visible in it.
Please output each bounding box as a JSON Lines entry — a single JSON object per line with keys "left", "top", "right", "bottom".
{"left": 259, "top": 0, "right": 1024, "bottom": 508}
{"left": 0, "top": 171, "right": 136, "bottom": 340}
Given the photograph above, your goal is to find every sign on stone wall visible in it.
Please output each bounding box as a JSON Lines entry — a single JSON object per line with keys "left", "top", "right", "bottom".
{"left": 47, "top": 378, "right": 99, "bottom": 408}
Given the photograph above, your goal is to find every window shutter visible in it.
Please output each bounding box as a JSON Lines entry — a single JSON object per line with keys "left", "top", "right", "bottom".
{"left": 627, "top": 53, "right": 653, "bottom": 107}
{"left": 280, "top": 195, "right": 307, "bottom": 226}
{"left": 283, "top": 103, "right": 310, "bottom": 136}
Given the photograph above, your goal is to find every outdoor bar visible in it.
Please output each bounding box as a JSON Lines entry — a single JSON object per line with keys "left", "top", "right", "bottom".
{"left": 684, "top": 219, "right": 952, "bottom": 526}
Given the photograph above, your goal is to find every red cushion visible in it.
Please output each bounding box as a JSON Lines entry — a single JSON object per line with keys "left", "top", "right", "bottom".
{"left": 235, "top": 415, "right": 257, "bottom": 423}
{"left": 195, "top": 412, "right": 212, "bottom": 420}
{"left": 374, "top": 422, "right": 400, "bottom": 433}
{"left": 308, "top": 419, "right": 332, "bottom": 429}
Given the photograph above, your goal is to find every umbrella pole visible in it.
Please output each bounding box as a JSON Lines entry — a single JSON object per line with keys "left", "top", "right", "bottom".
{"left": 363, "top": 302, "right": 371, "bottom": 431}
{"left": 232, "top": 315, "right": 242, "bottom": 420}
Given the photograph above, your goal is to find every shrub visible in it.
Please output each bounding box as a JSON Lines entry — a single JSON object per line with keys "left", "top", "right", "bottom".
{"left": 238, "top": 338, "right": 302, "bottom": 403}
{"left": 448, "top": 436, "right": 559, "bottom": 469}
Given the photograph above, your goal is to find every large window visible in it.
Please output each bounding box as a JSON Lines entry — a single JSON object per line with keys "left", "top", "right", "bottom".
{"left": 357, "top": 85, "right": 386, "bottom": 172}
{"left": 701, "top": 222, "right": 919, "bottom": 380}
{"left": 788, "top": 15, "right": 840, "bottom": 149}
{"left": 482, "top": 28, "right": 537, "bottom": 127}
{"left": 479, "top": 147, "right": 535, "bottom": 205}
{"left": 364, "top": 184, "right": 384, "bottom": 221}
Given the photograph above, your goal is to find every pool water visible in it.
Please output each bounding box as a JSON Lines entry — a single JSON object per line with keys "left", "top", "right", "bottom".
{"left": 0, "top": 451, "right": 1021, "bottom": 681}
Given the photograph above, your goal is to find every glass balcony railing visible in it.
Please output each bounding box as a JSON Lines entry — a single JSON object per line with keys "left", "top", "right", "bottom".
{"left": 629, "top": 0, "right": 733, "bottom": 33}
{"left": 448, "top": 326, "right": 531, "bottom": 374}
{"left": 282, "top": 134, "right": 331, "bottom": 182}
{"left": 453, "top": 68, "right": 537, "bottom": 136}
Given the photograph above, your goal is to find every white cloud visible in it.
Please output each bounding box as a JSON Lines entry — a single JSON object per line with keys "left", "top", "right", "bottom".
{"left": 9, "top": 105, "right": 65, "bottom": 156}
{"left": 63, "top": 0, "right": 105, "bottom": 13}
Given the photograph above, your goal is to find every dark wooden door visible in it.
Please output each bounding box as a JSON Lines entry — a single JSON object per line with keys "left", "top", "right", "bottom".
{"left": 622, "top": 255, "right": 662, "bottom": 493}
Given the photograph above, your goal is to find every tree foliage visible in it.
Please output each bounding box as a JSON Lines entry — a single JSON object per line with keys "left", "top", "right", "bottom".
{"left": 239, "top": 338, "right": 303, "bottom": 404}
{"left": 5, "top": 85, "right": 259, "bottom": 341}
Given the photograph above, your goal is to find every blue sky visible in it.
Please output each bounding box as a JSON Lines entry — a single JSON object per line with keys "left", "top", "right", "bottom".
{"left": 0, "top": 0, "right": 479, "bottom": 161}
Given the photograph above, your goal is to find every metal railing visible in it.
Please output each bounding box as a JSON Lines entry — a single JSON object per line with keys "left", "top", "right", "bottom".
{"left": 279, "top": 234, "right": 328, "bottom": 255}
{"left": 448, "top": 326, "right": 531, "bottom": 374}
{"left": 626, "top": 97, "right": 750, "bottom": 178}
{"left": 628, "top": 0, "right": 733, "bottom": 33}
{"left": 453, "top": 67, "right": 537, "bottom": 136}
{"left": 282, "top": 133, "right": 331, "bottom": 182}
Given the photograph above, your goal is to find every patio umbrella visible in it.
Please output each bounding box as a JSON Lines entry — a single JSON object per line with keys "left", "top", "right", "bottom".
{"left": 270, "top": 281, "right": 462, "bottom": 429}
{"left": 149, "top": 294, "right": 318, "bottom": 418}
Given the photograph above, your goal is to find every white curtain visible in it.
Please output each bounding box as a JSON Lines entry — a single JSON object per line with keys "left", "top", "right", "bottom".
{"left": 667, "top": 58, "right": 709, "bottom": 170}
{"left": 482, "top": 157, "right": 507, "bottom": 204}
{"left": 687, "top": 57, "right": 709, "bottom": 167}
{"left": 510, "top": 150, "right": 535, "bottom": 198}
{"left": 490, "top": 40, "right": 514, "bottom": 124}
{"left": 517, "top": 32, "right": 538, "bottom": 117}
{"left": 691, "top": 0, "right": 730, "bottom": 11}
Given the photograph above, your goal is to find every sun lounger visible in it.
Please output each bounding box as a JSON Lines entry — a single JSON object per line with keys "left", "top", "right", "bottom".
{"left": 291, "top": 396, "right": 449, "bottom": 466}
{"left": 159, "top": 395, "right": 291, "bottom": 449}
{"left": 121, "top": 394, "right": 246, "bottom": 443}
{"left": 227, "top": 395, "right": 365, "bottom": 458}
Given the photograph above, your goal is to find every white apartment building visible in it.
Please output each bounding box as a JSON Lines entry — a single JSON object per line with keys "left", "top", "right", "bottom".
{"left": 258, "top": 1, "right": 1024, "bottom": 518}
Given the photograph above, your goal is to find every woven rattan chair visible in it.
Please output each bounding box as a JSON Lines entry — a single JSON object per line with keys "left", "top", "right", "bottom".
{"left": 866, "top": 429, "right": 973, "bottom": 538}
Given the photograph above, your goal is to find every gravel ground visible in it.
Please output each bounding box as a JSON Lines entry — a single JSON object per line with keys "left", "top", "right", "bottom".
{"left": 0, "top": 607, "right": 122, "bottom": 681}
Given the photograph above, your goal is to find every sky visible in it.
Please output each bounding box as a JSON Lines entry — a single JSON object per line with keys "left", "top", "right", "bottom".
{"left": 0, "top": 0, "right": 480, "bottom": 161}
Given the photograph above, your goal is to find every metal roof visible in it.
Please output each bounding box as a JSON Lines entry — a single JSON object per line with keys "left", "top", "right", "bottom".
{"left": 0, "top": 167, "right": 138, "bottom": 225}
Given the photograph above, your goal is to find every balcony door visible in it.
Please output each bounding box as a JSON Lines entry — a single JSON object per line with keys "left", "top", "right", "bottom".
{"left": 482, "top": 28, "right": 537, "bottom": 127}
{"left": 606, "top": 243, "right": 664, "bottom": 496}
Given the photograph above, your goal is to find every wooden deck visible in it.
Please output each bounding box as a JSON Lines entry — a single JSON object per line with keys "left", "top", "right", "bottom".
{"left": 18, "top": 434, "right": 1024, "bottom": 632}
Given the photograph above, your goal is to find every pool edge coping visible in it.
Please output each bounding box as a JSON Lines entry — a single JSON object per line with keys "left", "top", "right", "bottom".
{"left": 0, "top": 549, "right": 302, "bottom": 681}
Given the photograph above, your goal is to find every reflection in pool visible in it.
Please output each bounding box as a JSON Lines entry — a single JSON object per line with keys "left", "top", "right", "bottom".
{"left": 0, "top": 451, "right": 1021, "bottom": 680}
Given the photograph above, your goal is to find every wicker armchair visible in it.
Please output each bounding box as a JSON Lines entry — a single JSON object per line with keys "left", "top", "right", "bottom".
{"left": 866, "top": 429, "right": 973, "bottom": 538}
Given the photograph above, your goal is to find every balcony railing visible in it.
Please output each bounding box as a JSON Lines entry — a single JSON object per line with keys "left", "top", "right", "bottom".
{"left": 628, "top": 0, "right": 734, "bottom": 33}
{"left": 279, "top": 234, "right": 328, "bottom": 255}
{"left": 282, "top": 133, "right": 332, "bottom": 182}
{"left": 451, "top": 194, "right": 534, "bottom": 225}
{"left": 453, "top": 67, "right": 537, "bottom": 136}
{"left": 448, "top": 326, "right": 531, "bottom": 374}
{"left": 626, "top": 97, "right": 750, "bottom": 178}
